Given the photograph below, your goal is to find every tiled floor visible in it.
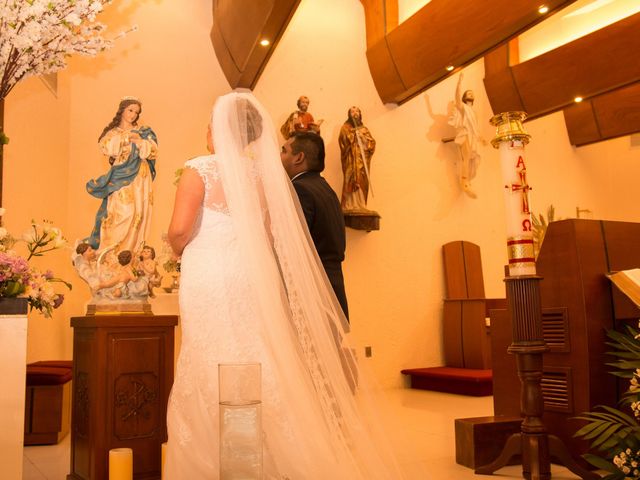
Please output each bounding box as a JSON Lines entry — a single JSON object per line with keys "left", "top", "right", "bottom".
{"left": 23, "top": 388, "right": 583, "bottom": 479}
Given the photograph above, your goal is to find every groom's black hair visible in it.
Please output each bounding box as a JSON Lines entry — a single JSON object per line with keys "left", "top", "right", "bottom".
{"left": 290, "top": 132, "right": 325, "bottom": 172}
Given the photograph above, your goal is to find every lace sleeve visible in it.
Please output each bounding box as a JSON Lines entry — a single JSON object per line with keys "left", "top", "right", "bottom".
{"left": 184, "top": 155, "right": 228, "bottom": 214}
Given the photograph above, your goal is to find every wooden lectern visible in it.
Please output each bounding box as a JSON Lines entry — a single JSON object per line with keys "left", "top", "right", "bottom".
{"left": 491, "top": 219, "right": 640, "bottom": 461}
{"left": 68, "top": 314, "right": 178, "bottom": 480}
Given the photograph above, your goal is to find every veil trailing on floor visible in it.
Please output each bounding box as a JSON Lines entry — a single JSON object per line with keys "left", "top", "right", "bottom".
{"left": 211, "top": 91, "right": 405, "bottom": 479}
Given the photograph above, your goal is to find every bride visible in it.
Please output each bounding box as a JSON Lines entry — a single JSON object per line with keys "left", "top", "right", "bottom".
{"left": 164, "top": 92, "right": 404, "bottom": 479}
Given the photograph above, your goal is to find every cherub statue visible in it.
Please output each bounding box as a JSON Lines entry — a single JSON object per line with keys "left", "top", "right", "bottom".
{"left": 73, "top": 242, "right": 100, "bottom": 291}
{"left": 113, "top": 250, "right": 148, "bottom": 299}
{"left": 136, "top": 245, "right": 162, "bottom": 297}
{"left": 92, "top": 248, "right": 148, "bottom": 302}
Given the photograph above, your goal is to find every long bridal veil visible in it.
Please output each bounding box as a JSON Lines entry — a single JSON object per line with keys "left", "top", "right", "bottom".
{"left": 211, "top": 92, "right": 405, "bottom": 479}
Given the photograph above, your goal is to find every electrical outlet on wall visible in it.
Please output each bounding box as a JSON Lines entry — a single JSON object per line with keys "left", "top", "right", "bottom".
{"left": 365, "top": 346, "right": 372, "bottom": 357}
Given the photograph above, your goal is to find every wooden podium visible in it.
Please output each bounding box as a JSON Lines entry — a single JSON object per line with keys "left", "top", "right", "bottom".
{"left": 491, "top": 219, "right": 640, "bottom": 461}
{"left": 68, "top": 314, "right": 178, "bottom": 480}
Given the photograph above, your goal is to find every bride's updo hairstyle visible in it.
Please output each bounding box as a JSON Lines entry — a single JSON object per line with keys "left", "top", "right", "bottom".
{"left": 236, "top": 97, "right": 263, "bottom": 147}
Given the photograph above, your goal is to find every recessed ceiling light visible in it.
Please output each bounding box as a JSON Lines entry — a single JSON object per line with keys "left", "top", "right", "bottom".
{"left": 446, "top": 65, "right": 454, "bottom": 72}
{"left": 260, "top": 39, "right": 270, "bottom": 46}
{"left": 538, "top": 5, "right": 549, "bottom": 14}
{"left": 574, "top": 96, "right": 583, "bottom": 103}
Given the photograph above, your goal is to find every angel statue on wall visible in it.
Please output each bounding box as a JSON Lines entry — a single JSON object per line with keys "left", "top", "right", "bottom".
{"left": 444, "top": 73, "right": 485, "bottom": 199}
{"left": 280, "top": 95, "right": 323, "bottom": 139}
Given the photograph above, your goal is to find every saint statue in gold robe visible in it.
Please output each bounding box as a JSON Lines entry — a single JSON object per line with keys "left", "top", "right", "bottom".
{"left": 339, "top": 106, "right": 376, "bottom": 213}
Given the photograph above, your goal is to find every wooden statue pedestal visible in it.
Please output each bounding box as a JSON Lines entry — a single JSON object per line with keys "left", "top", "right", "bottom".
{"left": 68, "top": 314, "right": 178, "bottom": 480}
{"left": 344, "top": 210, "right": 380, "bottom": 231}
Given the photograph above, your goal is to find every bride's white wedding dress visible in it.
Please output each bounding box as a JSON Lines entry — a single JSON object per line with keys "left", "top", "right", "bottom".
{"left": 165, "top": 155, "right": 304, "bottom": 476}
{"left": 164, "top": 92, "right": 405, "bottom": 480}
{"left": 164, "top": 156, "right": 349, "bottom": 479}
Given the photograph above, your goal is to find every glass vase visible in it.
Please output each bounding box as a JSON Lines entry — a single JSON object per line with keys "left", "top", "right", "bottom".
{"left": 218, "top": 363, "right": 263, "bottom": 480}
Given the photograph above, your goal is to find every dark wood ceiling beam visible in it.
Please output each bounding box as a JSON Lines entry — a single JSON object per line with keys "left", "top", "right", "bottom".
{"left": 515, "top": 13, "right": 640, "bottom": 117}
{"left": 564, "top": 82, "right": 640, "bottom": 147}
{"left": 485, "top": 13, "right": 640, "bottom": 118}
{"left": 361, "top": 0, "right": 398, "bottom": 48}
{"left": 211, "top": 0, "right": 301, "bottom": 89}
{"left": 362, "top": 0, "right": 577, "bottom": 105}
{"left": 484, "top": 13, "right": 640, "bottom": 146}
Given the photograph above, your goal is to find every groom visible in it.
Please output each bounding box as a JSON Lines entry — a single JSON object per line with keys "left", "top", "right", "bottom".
{"left": 280, "top": 132, "right": 349, "bottom": 320}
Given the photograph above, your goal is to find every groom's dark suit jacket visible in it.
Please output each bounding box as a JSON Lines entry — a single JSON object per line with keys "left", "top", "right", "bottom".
{"left": 292, "top": 171, "right": 349, "bottom": 320}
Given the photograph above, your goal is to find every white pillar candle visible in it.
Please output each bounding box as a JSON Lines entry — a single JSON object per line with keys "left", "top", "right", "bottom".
{"left": 491, "top": 112, "right": 536, "bottom": 277}
{"left": 109, "top": 448, "right": 133, "bottom": 480}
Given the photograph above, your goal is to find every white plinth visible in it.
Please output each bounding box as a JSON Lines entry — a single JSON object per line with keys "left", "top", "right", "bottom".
{"left": 0, "top": 311, "right": 28, "bottom": 480}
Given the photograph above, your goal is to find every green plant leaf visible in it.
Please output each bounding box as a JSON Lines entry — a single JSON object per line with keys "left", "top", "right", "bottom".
{"left": 583, "top": 454, "right": 619, "bottom": 473}
{"left": 574, "top": 420, "right": 605, "bottom": 437}
{"left": 592, "top": 424, "right": 625, "bottom": 449}
{"left": 583, "top": 421, "right": 615, "bottom": 440}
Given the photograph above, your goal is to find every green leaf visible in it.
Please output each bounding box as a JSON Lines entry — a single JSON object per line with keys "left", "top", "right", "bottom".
{"left": 575, "top": 423, "right": 603, "bottom": 439}
{"left": 584, "top": 421, "right": 615, "bottom": 440}
{"left": 592, "top": 424, "right": 624, "bottom": 449}
{"left": 583, "top": 453, "right": 619, "bottom": 473}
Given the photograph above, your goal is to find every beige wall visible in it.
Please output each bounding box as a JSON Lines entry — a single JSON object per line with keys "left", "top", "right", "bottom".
{"left": 4, "top": 74, "right": 74, "bottom": 361}
{"left": 3, "top": 0, "right": 639, "bottom": 386}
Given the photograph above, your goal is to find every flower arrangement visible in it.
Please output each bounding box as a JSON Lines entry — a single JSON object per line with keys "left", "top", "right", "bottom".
{"left": 0, "top": 0, "right": 114, "bottom": 100}
{"left": 0, "top": 210, "right": 71, "bottom": 318}
{"left": 574, "top": 322, "right": 640, "bottom": 479}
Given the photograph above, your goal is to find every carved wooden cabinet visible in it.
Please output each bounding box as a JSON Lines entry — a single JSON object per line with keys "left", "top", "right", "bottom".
{"left": 68, "top": 315, "right": 178, "bottom": 480}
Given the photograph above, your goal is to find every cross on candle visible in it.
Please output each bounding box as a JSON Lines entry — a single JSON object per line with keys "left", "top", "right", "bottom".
{"left": 508, "top": 156, "right": 531, "bottom": 214}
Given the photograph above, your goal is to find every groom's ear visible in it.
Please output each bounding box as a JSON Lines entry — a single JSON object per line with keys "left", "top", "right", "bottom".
{"left": 294, "top": 151, "right": 306, "bottom": 167}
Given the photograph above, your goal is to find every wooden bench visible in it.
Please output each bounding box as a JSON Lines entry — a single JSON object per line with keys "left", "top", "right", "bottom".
{"left": 24, "top": 360, "right": 72, "bottom": 445}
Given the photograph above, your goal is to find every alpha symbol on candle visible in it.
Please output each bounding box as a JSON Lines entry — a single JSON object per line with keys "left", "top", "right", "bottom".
{"left": 510, "top": 157, "right": 531, "bottom": 214}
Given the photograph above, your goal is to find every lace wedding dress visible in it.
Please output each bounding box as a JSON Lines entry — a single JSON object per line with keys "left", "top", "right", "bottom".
{"left": 164, "top": 155, "right": 287, "bottom": 477}
{"left": 163, "top": 92, "right": 405, "bottom": 480}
